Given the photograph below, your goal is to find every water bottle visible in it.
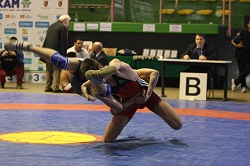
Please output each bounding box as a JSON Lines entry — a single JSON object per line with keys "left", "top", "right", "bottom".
{"left": 75, "top": 13, "right": 78, "bottom": 22}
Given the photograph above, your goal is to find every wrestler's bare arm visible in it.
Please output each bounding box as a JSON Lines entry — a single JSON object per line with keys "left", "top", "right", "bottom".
{"left": 134, "top": 68, "right": 159, "bottom": 104}
{"left": 135, "top": 68, "right": 159, "bottom": 96}
{"left": 66, "top": 58, "right": 81, "bottom": 73}
{"left": 81, "top": 81, "right": 127, "bottom": 114}
{"left": 95, "top": 92, "right": 142, "bottom": 115}
{"left": 108, "top": 58, "right": 122, "bottom": 70}
{"left": 81, "top": 81, "right": 96, "bottom": 101}
{"left": 110, "top": 59, "right": 139, "bottom": 79}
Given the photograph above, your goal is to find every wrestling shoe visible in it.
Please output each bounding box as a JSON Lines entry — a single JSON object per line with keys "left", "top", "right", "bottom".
{"left": 1, "top": 83, "right": 4, "bottom": 89}
{"left": 85, "top": 66, "right": 117, "bottom": 85}
{"left": 44, "top": 88, "right": 53, "bottom": 92}
{"left": 241, "top": 86, "right": 247, "bottom": 93}
{"left": 53, "top": 89, "right": 63, "bottom": 93}
{"left": 231, "top": 79, "right": 236, "bottom": 92}
{"left": 4, "top": 40, "right": 33, "bottom": 52}
{"left": 16, "top": 84, "right": 23, "bottom": 89}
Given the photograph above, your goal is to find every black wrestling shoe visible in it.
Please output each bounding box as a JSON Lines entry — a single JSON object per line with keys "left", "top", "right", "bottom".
{"left": 53, "top": 89, "right": 63, "bottom": 93}
{"left": 44, "top": 88, "right": 53, "bottom": 92}
{"left": 1, "top": 83, "right": 4, "bottom": 89}
{"left": 16, "top": 84, "right": 23, "bottom": 89}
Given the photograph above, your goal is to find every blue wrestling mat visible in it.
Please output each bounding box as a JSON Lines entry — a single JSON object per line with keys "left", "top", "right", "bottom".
{"left": 0, "top": 92, "right": 249, "bottom": 166}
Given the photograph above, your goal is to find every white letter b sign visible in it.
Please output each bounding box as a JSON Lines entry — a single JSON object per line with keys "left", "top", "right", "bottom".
{"left": 179, "top": 72, "right": 207, "bottom": 100}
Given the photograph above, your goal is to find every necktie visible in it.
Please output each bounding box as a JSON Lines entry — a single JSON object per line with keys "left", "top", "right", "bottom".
{"left": 197, "top": 48, "right": 202, "bottom": 56}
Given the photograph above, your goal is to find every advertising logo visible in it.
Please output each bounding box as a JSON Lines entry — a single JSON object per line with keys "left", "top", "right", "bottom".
{"left": 39, "top": 36, "right": 45, "bottom": 42}
{"left": 5, "top": 14, "right": 16, "bottom": 19}
{"left": 0, "top": 0, "right": 20, "bottom": 8}
{"left": 22, "top": 28, "right": 28, "bottom": 34}
{"left": 4, "top": 28, "right": 17, "bottom": 34}
{"left": 20, "top": 14, "right": 32, "bottom": 19}
{"left": 19, "top": 21, "right": 33, "bottom": 27}
{"left": 43, "top": 0, "right": 48, "bottom": 7}
{"left": 5, "top": 22, "right": 17, "bottom": 27}
{"left": 21, "top": 0, "right": 31, "bottom": 8}
{"left": 23, "top": 58, "right": 32, "bottom": 64}
{"left": 58, "top": 0, "right": 62, "bottom": 7}
{"left": 22, "top": 35, "right": 28, "bottom": 41}
{"left": 35, "top": 22, "right": 49, "bottom": 28}
{"left": 37, "top": 14, "right": 49, "bottom": 20}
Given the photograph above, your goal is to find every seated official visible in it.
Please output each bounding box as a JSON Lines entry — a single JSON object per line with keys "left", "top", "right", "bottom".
{"left": 182, "top": 33, "right": 217, "bottom": 61}
{"left": 92, "top": 41, "right": 109, "bottom": 67}
{"left": 181, "top": 33, "right": 218, "bottom": 87}
{"left": 0, "top": 37, "right": 24, "bottom": 89}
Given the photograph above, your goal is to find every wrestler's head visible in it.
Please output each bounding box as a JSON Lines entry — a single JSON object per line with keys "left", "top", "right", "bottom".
{"left": 79, "top": 58, "right": 100, "bottom": 81}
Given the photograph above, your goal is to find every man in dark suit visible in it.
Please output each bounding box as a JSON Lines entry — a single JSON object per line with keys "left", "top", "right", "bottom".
{"left": 42, "top": 14, "right": 71, "bottom": 93}
{"left": 181, "top": 33, "right": 217, "bottom": 60}
{"left": 181, "top": 33, "right": 218, "bottom": 88}
{"left": 92, "top": 42, "right": 109, "bottom": 67}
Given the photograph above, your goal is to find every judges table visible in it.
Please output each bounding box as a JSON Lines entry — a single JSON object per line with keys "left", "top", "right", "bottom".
{"left": 107, "top": 56, "right": 188, "bottom": 77}
{"left": 158, "top": 59, "right": 232, "bottom": 101}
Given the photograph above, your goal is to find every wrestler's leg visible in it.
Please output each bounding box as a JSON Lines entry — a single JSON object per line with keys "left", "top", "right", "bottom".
{"left": 85, "top": 66, "right": 117, "bottom": 85}
{"left": 60, "top": 70, "right": 71, "bottom": 86}
{"left": 153, "top": 100, "right": 183, "bottom": 130}
{"left": 5, "top": 41, "right": 79, "bottom": 72}
{"left": 31, "top": 47, "right": 80, "bottom": 72}
{"left": 60, "top": 70, "right": 73, "bottom": 93}
{"left": 103, "top": 114, "right": 131, "bottom": 143}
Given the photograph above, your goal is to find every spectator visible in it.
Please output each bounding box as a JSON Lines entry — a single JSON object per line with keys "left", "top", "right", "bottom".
{"left": 92, "top": 41, "right": 109, "bottom": 67}
{"left": 67, "top": 36, "right": 90, "bottom": 59}
{"left": 231, "top": 20, "right": 250, "bottom": 93}
{"left": 42, "top": 14, "right": 71, "bottom": 93}
{"left": 0, "top": 37, "right": 24, "bottom": 89}
{"left": 60, "top": 37, "right": 90, "bottom": 93}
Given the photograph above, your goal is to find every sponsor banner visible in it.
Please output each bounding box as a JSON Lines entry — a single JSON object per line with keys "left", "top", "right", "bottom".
{"left": 7, "top": 72, "right": 46, "bottom": 83}
{"left": 0, "top": 0, "right": 68, "bottom": 71}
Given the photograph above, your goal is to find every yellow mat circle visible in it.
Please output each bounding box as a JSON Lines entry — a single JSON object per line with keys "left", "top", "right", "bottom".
{"left": 0, "top": 131, "right": 103, "bottom": 145}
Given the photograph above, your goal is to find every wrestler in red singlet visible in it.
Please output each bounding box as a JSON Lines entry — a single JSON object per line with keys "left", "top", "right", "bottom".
{"left": 110, "top": 75, "right": 161, "bottom": 119}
